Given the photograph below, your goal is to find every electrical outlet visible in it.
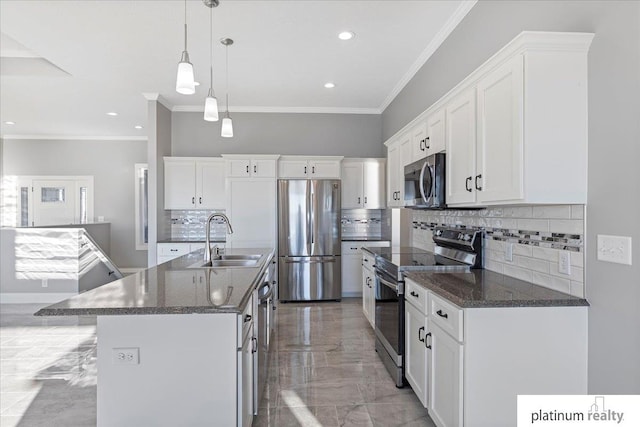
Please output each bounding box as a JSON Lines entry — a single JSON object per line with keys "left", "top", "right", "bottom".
{"left": 597, "top": 235, "right": 633, "bottom": 265}
{"left": 41, "top": 278, "right": 48, "bottom": 288}
{"left": 112, "top": 347, "right": 140, "bottom": 365}
{"left": 558, "top": 251, "right": 571, "bottom": 275}
{"left": 98, "top": 216, "right": 105, "bottom": 222}
{"left": 504, "top": 243, "right": 513, "bottom": 262}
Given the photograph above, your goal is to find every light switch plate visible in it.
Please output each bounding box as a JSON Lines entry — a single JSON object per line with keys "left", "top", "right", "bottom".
{"left": 504, "top": 243, "right": 513, "bottom": 262}
{"left": 558, "top": 251, "right": 571, "bottom": 275}
{"left": 597, "top": 235, "right": 632, "bottom": 265}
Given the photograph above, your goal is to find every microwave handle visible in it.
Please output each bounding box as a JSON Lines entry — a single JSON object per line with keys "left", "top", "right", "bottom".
{"left": 419, "top": 161, "right": 429, "bottom": 204}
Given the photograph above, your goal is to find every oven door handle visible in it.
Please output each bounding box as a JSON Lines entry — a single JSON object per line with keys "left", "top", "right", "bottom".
{"left": 376, "top": 274, "right": 400, "bottom": 294}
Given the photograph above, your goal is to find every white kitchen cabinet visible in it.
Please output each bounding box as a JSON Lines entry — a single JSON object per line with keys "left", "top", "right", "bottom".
{"left": 425, "top": 109, "right": 446, "bottom": 156}
{"left": 224, "top": 155, "right": 278, "bottom": 178}
{"left": 341, "top": 241, "right": 389, "bottom": 298}
{"left": 410, "top": 120, "right": 428, "bottom": 162}
{"left": 226, "top": 179, "right": 276, "bottom": 249}
{"left": 404, "top": 277, "right": 587, "bottom": 427}
{"left": 164, "top": 157, "right": 225, "bottom": 210}
{"left": 428, "top": 322, "right": 463, "bottom": 427}
{"left": 405, "top": 296, "right": 428, "bottom": 407}
{"left": 341, "top": 159, "right": 386, "bottom": 209}
{"left": 361, "top": 250, "right": 380, "bottom": 328}
{"left": 278, "top": 156, "right": 343, "bottom": 179}
{"left": 385, "top": 134, "right": 412, "bottom": 207}
{"left": 157, "top": 242, "right": 211, "bottom": 264}
{"left": 445, "top": 89, "right": 477, "bottom": 205}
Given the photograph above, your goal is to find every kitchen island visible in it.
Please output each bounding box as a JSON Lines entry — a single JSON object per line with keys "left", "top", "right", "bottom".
{"left": 36, "top": 247, "right": 275, "bottom": 427}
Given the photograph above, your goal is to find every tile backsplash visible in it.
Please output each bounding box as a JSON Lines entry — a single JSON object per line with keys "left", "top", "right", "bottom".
{"left": 169, "top": 210, "right": 228, "bottom": 241}
{"left": 341, "top": 209, "right": 383, "bottom": 240}
{"left": 411, "top": 205, "right": 585, "bottom": 297}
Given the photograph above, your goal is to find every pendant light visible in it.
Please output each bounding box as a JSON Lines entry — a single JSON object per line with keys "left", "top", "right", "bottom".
{"left": 175, "top": 0, "right": 195, "bottom": 95}
{"left": 203, "top": 0, "right": 219, "bottom": 121}
{"left": 220, "top": 38, "right": 234, "bottom": 138}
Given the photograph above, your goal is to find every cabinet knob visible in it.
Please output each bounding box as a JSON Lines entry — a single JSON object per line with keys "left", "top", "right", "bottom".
{"left": 465, "top": 177, "right": 472, "bottom": 192}
{"left": 192, "top": 196, "right": 196, "bottom": 204}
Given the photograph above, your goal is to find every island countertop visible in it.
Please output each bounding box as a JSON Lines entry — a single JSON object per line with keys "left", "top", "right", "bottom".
{"left": 403, "top": 269, "right": 589, "bottom": 308}
{"left": 35, "top": 248, "right": 274, "bottom": 316}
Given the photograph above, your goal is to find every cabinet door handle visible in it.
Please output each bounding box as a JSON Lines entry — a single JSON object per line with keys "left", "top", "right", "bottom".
{"left": 304, "top": 166, "right": 307, "bottom": 174}
{"left": 419, "top": 139, "right": 424, "bottom": 151}
{"left": 475, "top": 174, "right": 483, "bottom": 191}
{"left": 465, "top": 177, "right": 472, "bottom": 192}
{"left": 312, "top": 166, "right": 315, "bottom": 174}
{"left": 425, "top": 136, "right": 430, "bottom": 149}
{"left": 199, "top": 197, "right": 202, "bottom": 204}
{"left": 436, "top": 309, "right": 448, "bottom": 319}
{"left": 254, "top": 165, "right": 257, "bottom": 174}
{"left": 357, "top": 197, "right": 361, "bottom": 204}
{"left": 251, "top": 336, "right": 257, "bottom": 354}
{"left": 246, "top": 165, "right": 249, "bottom": 174}
{"left": 364, "top": 196, "right": 367, "bottom": 204}
{"left": 418, "top": 326, "right": 425, "bottom": 342}
{"left": 192, "top": 196, "right": 195, "bottom": 204}
{"left": 425, "top": 332, "right": 432, "bottom": 349}
{"left": 244, "top": 314, "right": 252, "bottom": 323}
{"left": 351, "top": 247, "right": 358, "bottom": 250}
{"left": 170, "top": 249, "right": 178, "bottom": 252}
{"left": 410, "top": 291, "right": 419, "bottom": 298}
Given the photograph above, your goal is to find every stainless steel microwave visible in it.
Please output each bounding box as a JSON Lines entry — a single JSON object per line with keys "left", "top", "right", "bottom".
{"left": 404, "top": 153, "right": 446, "bottom": 209}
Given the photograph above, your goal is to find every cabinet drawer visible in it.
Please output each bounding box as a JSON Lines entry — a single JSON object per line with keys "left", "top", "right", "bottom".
{"left": 238, "top": 294, "right": 254, "bottom": 348}
{"left": 405, "top": 278, "right": 427, "bottom": 315}
{"left": 362, "top": 252, "right": 376, "bottom": 271}
{"left": 429, "top": 293, "right": 464, "bottom": 342}
{"left": 342, "top": 243, "right": 363, "bottom": 256}
{"left": 158, "top": 243, "right": 191, "bottom": 257}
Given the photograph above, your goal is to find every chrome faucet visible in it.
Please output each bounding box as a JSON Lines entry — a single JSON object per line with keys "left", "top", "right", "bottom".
{"left": 204, "top": 213, "right": 233, "bottom": 262}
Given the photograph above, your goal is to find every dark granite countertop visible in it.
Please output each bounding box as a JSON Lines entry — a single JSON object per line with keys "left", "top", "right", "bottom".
{"left": 35, "top": 248, "right": 274, "bottom": 316}
{"left": 403, "top": 270, "right": 589, "bottom": 308}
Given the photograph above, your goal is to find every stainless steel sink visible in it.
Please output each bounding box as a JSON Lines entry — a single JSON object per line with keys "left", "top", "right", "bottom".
{"left": 188, "top": 254, "right": 263, "bottom": 269}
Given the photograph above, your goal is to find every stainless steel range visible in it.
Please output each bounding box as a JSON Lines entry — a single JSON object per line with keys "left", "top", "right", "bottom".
{"left": 372, "top": 227, "right": 483, "bottom": 387}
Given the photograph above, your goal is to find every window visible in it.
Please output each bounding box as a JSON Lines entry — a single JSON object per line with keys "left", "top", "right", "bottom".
{"left": 134, "top": 164, "right": 149, "bottom": 250}
{"left": 41, "top": 187, "right": 65, "bottom": 203}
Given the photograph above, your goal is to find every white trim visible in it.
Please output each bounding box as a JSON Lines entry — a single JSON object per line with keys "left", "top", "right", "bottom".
{"left": 0, "top": 292, "right": 77, "bottom": 304}
{"left": 172, "top": 105, "right": 381, "bottom": 115}
{"left": 134, "top": 163, "right": 148, "bottom": 251}
{"left": 1, "top": 134, "right": 147, "bottom": 141}
{"left": 378, "top": 0, "right": 478, "bottom": 112}
{"left": 142, "top": 92, "right": 160, "bottom": 101}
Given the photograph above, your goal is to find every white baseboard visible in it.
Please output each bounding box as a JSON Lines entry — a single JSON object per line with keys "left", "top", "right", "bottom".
{"left": 0, "top": 293, "right": 77, "bottom": 304}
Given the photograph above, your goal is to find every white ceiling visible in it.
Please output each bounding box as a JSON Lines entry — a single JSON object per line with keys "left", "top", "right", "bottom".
{"left": 0, "top": 0, "right": 475, "bottom": 139}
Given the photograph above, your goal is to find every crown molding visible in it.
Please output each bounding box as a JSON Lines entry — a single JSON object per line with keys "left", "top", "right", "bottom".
{"left": 1, "top": 134, "right": 148, "bottom": 141}
{"left": 172, "top": 105, "right": 381, "bottom": 115}
{"left": 142, "top": 92, "right": 172, "bottom": 110}
{"left": 378, "top": 0, "right": 478, "bottom": 113}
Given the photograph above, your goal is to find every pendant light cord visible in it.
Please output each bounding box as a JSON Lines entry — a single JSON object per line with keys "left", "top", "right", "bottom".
{"left": 183, "top": 0, "right": 187, "bottom": 51}
{"left": 209, "top": 5, "right": 213, "bottom": 88}
{"left": 225, "top": 43, "right": 229, "bottom": 114}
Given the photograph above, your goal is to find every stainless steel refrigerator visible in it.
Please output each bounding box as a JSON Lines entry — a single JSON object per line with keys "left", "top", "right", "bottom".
{"left": 278, "top": 179, "right": 341, "bottom": 301}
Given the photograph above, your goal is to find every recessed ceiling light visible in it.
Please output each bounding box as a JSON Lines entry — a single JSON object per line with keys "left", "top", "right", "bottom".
{"left": 106, "top": 112, "right": 118, "bottom": 116}
{"left": 338, "top": 31, "right": 355, "bottom": 41}
{"left": 134, "top": 125, "right": 143, "bottom": 130}
{"left": 324, "top": 82, "right": 335, "bottom": 89}
{"left": 194, "top": 81, "right": 201, "bottom": 86}
{"left": 4, "top": 121, "right": 16, "bottom": 125}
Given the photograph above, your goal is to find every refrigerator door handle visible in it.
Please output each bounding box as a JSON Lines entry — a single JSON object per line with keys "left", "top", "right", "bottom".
{"left": 310, "top": 190, "right": 315, "bottom": 244}
{"left": 284, "top": 257, "right": 336, "bottom": 264}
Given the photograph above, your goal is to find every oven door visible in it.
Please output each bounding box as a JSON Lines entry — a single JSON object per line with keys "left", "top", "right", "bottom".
{"left": 374, "top": 270, "right": 404, "bottom": 362}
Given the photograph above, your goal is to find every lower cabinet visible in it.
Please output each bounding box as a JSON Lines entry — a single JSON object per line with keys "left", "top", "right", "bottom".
{"left": 239, "top": 321, "right": 254, "bottom": 427}
{"left": 405, "top": 299, "right": 428, "bottom": 407}
{"left": 157, "top": 242, "right": 213, "bottom": 265}
{"left": 428, "top": 322, "right": 463, "bottom": 427}
{"left": 403, "top": 278, "right": 588, "bottom": 427}
{"left": 361, "top": 251, "right": 377, "bottom": 328}
{"left": 342, "top": 241, "right": 390, "bottom": 298}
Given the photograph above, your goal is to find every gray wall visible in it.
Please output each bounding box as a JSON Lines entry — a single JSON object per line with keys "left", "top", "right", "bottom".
{"left": 2, "top": 138, "right": 148, "bottom": 268}
{"left": 172, "top": 112, "right": 383, "bottom": 157}
{"left": 382, "top": 0, "right": 640, "bottom": 393}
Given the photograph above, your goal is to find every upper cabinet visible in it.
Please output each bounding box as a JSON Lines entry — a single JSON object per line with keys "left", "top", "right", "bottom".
{"left": 385, "top": 133, "right": 413, "bottom": 207}
{"left": 164, "top": 157, "right": 225, "bottom": 210}
{"left": 341, "top": 159, "right": 386, "bottom": 209}
{"left": 223, "top": 155, "right": 279, "bottom": 178}
{"left": 278, "top": 156, "right": 343, "bottom": 179}
{"left": 384, "top": 31, "right": 593, "bottom": 207}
